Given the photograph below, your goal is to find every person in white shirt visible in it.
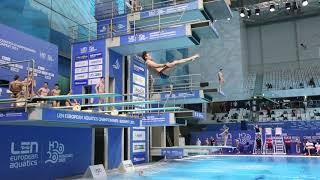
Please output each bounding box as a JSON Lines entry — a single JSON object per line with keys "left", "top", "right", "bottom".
{"left": 196, "top": 138, "right": 201, "bottom": 146}
{"left": 305, "top": 140, "right": 314, "bottom": 156}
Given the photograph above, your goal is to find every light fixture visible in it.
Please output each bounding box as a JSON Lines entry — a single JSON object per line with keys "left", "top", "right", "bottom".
{"left": 247, "top": 10, "right": 252, "bottom": 18}
{"left": 285, "top": 2, "right": 291, "bottom": 10}
{"left": 227, "top": 18, "right": 231, "bottom": 21}
{"left": 240, "top": 9, "right": 245, "bottom": 17}
{"left": 255, "top": 8, "right": 260, "bottom": 15}
{"left": 270, "top": 4, "right": 276, "bottom": 12}
{"left": 302, "top": 0, "right": 308, "bottom": 6}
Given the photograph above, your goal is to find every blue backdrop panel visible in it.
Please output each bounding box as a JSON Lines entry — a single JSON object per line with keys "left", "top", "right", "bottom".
{"left": 109, "top": 50, "right": 123, "bottom": 105}
{"left": 129, "top": 56, "right": 148, "bottom": 164}
{"left": 71, "top": 39, "right": 106, "bottom": 94}
{"left": 0, "top": 125, "right": 92, "bottom": 180}
{"left": 0, "top": 23, "right": 58, "bottom": 99}
{"left": 107, "top": 128, "right": 122, "bottom": 169}
{"left": 130, "top": 127, "right": 148, "bottom": 164}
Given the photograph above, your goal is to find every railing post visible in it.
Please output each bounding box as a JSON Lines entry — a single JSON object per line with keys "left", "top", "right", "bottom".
{"left": 152, "top": 0, "right": 154, "bottom": 9}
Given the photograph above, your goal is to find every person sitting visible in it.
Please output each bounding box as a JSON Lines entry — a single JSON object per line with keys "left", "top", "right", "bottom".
{"left": 266, "top": 138, "right": 273, "bottom": 151}
{"left": 65, "top": 90, "right": 79, "bottom": 106}
{"left": 205, "top": 138, "right": 210, "bottom": 146}
{"left": 243, "top": 142, "right": 251, "bottom": 154}
{"left": 315, "top": 142, "right": 320, "bottom": 155}
{"left": 309, "top": 77, "right": 316, "bottom": 88}
{"left": 284, "top": 137, "right": 291, "bottom": 154}
{"left": 235, "top": 139, "right": 240, "bottom": 154}
{"left": 299, "top": 82, "right": 304, "bottom": 89}
{"left": 196, "top": 138, "right": 201, "bottom": 146}
{"left": 256, "top": 136, "right": 262, "bottom": 154}
{"left": 305, "top": 140, "right": 314, "bottom": 156}
{"left": 210, "top": 137, "right": 216, "bottom": 146}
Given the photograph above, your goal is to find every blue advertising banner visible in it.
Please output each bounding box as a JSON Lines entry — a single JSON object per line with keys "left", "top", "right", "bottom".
{"left": 41, "top": 108, "right": 140, "bottom": 127}
{"left": 120, "top": 25, "right": 187, "bottom": 45}
{"left": 130, "top": 127, "right": 148, "bottom": 164}
{"left": 140, "top": 1, "right": 199, "bottom": 18}
{"left": 129, "top": 56, "right": 148, "bottom": 164}
{"left": 130, "top": 56, "right": 147, "bottom": 106}
{"left": 141, "top": 113, "right": 170, "bottom": 126}
{"left": 97, "top": 16, "right": 128, "bottom": 39}
{"left": 0, "top": 125, "right": 92, "bottom": 180}
{"left": 71, "top": 39, "right": 106, "bottom": 94}
{"left": 109, "top": 50, "right": 123, "bottom": 104}
{"left": 0, "top": 23, "right": 58, "bottom": 99}
{"left": 0, "top": 108, "right": 28, "bottom": 121}
{"left": 160, "top": 90, "right": 200, "bottom": 100}
{"left": 161, "top": 148, "right": 184, "bottom": 157}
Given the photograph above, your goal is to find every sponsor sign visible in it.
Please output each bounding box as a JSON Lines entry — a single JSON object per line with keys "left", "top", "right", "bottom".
{"left": 42, "top": 108, "right": 140, "bottom": 127}
{"left": 120, "top": 25, "right": 186, "bottom": 45}
{"left": 0, "top": 125, "right": 92, "bottom": 179}
{"left": 161, "top": 148, "right": 184, "bottom": 157}
{"left": 141, "top": 113, "right": 171, "bottom": 126}
{"left": 72, "top": 40, "right": 106, "bottom": 92}
{"left": 132, "top": 131, "right": 146, "bottom": 141}
{"left": 89, "top": 58, "right": 103, "bottom": 66}
{"left": 0, "top": 109, "right": 28, "bottom": 121}
{"left": 132, "top": 73, "right": 145, "bottom": 87}
{"left": 133, "top": 84, "right": 146, "bottom": 97}
{"left": 161, "top": 90, "right": 200, "bottom": 100}
{"left": 132, "top": 142, "right": 146, "bottom": 153}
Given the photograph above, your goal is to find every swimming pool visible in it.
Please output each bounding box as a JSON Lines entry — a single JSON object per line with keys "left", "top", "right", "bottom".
{"left": 108, "top": 155, "right": 320, "bottom": 180}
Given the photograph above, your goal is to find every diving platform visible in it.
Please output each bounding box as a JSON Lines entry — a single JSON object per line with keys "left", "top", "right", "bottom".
{"left": 107, "top": 24, "right": 200, "bottom": 55}
{"left": 0, "top": 108, "right": 141, "bottom": 128}
{"left": 151, "top": 145, "right": 236, "bottom": 157}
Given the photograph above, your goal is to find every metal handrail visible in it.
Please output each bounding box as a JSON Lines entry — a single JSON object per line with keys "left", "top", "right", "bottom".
{"left": 69, "top": 0, "right": 200, "bottom": 42}
{"left": 94, "top": 0, "right": 195, "bottom": 18}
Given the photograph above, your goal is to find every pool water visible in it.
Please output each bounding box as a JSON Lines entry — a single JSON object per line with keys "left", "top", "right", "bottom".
{"left": 108, "top": 156, "right": 320, "bottom": 180}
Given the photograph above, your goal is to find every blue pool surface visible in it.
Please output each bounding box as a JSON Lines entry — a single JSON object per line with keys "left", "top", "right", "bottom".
{"left": 108, "top": 156, "right": 320, "bottom": 180}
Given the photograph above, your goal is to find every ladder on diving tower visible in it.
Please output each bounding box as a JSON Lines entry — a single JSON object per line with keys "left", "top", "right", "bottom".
{"left": 253, "top": 130, "right": 263, "bottom": 154}
{"left": 274, "top": 127, "right": 286, "bottom": 155}
{"left": 264, "top": 128, "right": 274, "bottom": 154}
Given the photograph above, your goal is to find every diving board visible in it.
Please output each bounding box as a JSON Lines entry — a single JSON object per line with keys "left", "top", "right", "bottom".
{"left": 0, "top": 107, "right": 141, "bottom": 128}
{"left": 34, "top": 93, "right": 120, "bottom": 100}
